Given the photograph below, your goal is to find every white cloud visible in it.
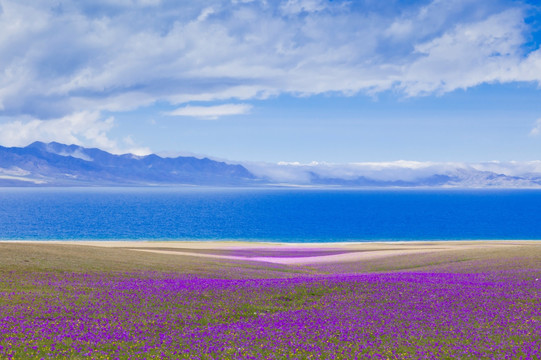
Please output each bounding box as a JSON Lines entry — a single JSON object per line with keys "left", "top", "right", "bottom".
{"left": 400, "top": 9, "right": 529, "bottom": 96}
{"left": 280, "top": 0, "right": 328, "bottom": 15}
{"left": 0, "top": 0, "right": 540, "bottom": 148}
{"left": 245, "top": 161, "right": 313, "bottom": 183}
{"left": 0, "top": 112, "right": 150, "bottom": 155}
{"left": 470, "top": 161, "right": 541, "bottom": 176}
{"left": 197, "top": 7, "right": 216, "bottom": 22}
{"left": 244, "top": 160, "right": 541, "bottom": 186}
{"left": 165, "top": 103, "right": 252, "bottom": 119}
{"left": 55, "top": 148, "right": 94, "bottom": 161}
{"left": 1, "top": 0, "right": 539, "bottom": 119}
{"left": 529, "top": 118, "right": 541, "bottom": 137}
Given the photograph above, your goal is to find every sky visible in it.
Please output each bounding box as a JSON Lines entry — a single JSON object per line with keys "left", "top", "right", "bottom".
{"left": 1, "top": 0, "right": 541, "bottom": 164}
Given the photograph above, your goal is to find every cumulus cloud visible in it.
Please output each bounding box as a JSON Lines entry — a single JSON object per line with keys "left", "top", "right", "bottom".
{"left": 0, "top": 0, "right": 540, "bottom": 147}
{"left": 1, "top": 0, "right": 539, "bottom": 117}
{"left": 165, "top": 103, "right": 252, "bottom": 119}
{"left": 400, "top": 8, "right": 529, "bottom": 95}
{"left": 0, "top": 112, "right": 150, "bottom": 155}
{"left": 529, "top": 118, "right": 541, "bottom": 137}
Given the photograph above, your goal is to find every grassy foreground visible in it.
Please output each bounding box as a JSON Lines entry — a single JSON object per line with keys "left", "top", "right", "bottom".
{"left": 0, "top": 242, "right": 540, "bottom": 359}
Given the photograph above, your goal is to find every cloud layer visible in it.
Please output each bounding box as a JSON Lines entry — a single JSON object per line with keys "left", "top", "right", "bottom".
{"left": 0, "top": 0, "right": 540, "bottom": 150}
{"left": 165, "top": 103, "right": 252, "bottom": 119}
{"left": 245, "top": 160, "right": 541, "bottom": 187}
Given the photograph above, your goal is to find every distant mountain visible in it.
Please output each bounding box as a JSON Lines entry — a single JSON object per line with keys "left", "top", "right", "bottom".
{"left": 2, "top": 142, "right": 541, "bottom": 187}
{"left": 244, "top": 160, "right": 541, "bottom": 188}
{"left": 0, "top": 142, "right": 255, "bottom": 186}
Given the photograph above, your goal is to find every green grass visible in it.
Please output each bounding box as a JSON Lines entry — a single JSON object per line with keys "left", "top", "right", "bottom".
{"left": 0, "top": 243, "right": 308, "bottom": 278}
{"left": 1, "top": 242, "right": 540, "bottom": 277}
{"left": 312, "top": 243, "right": 541, "bottom": 274}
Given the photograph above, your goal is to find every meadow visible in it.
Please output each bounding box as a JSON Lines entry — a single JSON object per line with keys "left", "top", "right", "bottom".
{"left": 0, "top": 242, "right": 539, "bottom": 359}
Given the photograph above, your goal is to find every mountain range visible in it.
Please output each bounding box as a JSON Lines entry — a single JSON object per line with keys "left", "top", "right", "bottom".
{"left": 0, "top": 142, "right": 255, "bottom": 186}
{"left": 1, "top": 142, "right": 541, "bottom": 187}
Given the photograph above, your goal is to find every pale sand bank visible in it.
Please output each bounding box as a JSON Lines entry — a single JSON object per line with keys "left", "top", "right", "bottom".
{"left": 131, "top": 248, "right": 445, "bottom": 265}
{"left": 2, "top": 240, "right": 538, "bottom": 265}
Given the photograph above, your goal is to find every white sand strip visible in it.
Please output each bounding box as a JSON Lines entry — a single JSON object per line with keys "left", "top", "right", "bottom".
{"left": 3, "top": 240, "right": 534, "bottom": 249}
{"left": 251, "top": 249, "right": 445, "bottom": 265}
{"left": 131, "top": 248, "right": 445, "bottom": 265}
{"left": 131, "top": 249, "right": 264, "bottom": 262}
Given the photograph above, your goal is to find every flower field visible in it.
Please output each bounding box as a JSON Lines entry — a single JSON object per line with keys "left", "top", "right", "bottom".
{"left": 1, "top": 267, "right": 539, "bottom": 359}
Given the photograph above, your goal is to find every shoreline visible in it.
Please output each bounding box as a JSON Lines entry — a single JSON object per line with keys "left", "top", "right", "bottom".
{"left": 1, "top": 239, "right": 540, "bottom": 244}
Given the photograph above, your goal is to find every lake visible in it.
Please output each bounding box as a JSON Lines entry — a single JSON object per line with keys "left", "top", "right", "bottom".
{"left": 1, "top": 187, "right": 540, "bottom": 241}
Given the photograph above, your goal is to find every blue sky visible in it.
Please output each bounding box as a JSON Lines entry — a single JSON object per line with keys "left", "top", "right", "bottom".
{"left": 1, "top": 0, "right": 541, "bottom": 164}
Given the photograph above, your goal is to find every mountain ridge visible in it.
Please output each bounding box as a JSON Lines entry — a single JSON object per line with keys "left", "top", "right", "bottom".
{"left": 2, "top": 142, "right": 541, "bottom": 187}
{"left": 0, "top": 142, "right": 255, "bottom": 186}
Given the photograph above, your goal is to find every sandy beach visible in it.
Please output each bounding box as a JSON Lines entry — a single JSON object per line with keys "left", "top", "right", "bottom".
{"left": 3, "top": 239, "right": 537, "bottom": 265}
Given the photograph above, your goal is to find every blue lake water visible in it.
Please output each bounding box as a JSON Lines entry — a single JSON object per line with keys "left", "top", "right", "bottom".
{"left": 0, "top": 187, "right": 541, "bottom": 242}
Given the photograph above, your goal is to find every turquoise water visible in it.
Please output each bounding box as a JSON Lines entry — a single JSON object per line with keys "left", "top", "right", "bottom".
{"left": 0, "top": 187, "right": 540, "bottom": 242}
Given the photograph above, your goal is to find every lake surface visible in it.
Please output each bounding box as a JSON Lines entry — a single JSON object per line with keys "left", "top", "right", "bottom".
{"left": 0, "top": 188, "right": 541, "bottom": 242}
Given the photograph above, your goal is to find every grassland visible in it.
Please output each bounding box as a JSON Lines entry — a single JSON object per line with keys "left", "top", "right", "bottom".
{"left": 1, "top": 240, "right": 539, "bottom": 275}
{"left": 0, "top": 241, "right": 539, "bottom": 359}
